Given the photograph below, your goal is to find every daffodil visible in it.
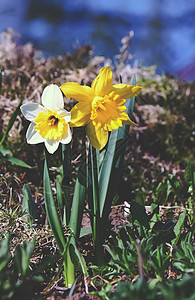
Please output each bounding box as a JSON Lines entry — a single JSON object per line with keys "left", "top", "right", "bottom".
{"left": 61, "top": 66, "right": 142, "bottom": 150}
{"left": 20, "top": 84, "right": 71, "bottom": 154}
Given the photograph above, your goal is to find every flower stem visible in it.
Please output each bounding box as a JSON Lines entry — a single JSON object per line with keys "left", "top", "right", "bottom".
{"left": 91, "top": 146, "right": 104, "bottom": 265}
{"left": 63, "top": 247, "right": 75, "bottom": 288}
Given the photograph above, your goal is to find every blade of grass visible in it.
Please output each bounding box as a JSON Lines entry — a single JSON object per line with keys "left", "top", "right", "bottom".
{"left": 44, "top": 156, "right": 75, "bottom": 287}
{"left": 56, "top": 176, "right": 64, "bottom": 222}
{"left": 61, "top": 143, "right": 72, "bottom": 224}
{"left": 69, "top": 131, "right": 86, "bottom": 238}
{"left": 70, "top": 241, "right": 88, "bottom": 277}
{"left": 43, "top": 157, "right": 66, "bottom": 253}
{"left": 98, "top": 129, "right": 118, "bottom": 217}
{"left": 0, "top": 97, "right": 24, "bottom": 146}
{"left": 90, "top": 145, "right": 99, "bottom": 233}
{"left": 172, "top": 209, "right": 186, "bottom": 245}
{"left": 7, "top": 156, "right": 34, "bottom": 169}
{"left": 22, "top": 184, "right": 36, "bottom": 223}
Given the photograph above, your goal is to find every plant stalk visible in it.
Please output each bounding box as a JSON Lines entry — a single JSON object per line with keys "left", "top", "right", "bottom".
{"left": 63, "top": 248, "right": 75, "bottom": 288}
{"left": 91, "top": 146, "right": 104, "bottom": 265}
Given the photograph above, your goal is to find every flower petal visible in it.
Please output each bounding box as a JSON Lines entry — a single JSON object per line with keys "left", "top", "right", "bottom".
{"left": 70, "top": 102, "right": 91, "bottom": 127}
{"left": 85, "top": 121, "right": 108, "bottom": 150}
{"left": 42, "top": 84, "right": 64, "bottom": 110}
{"left": 91, "top": 66, "right": 113, "bottom": 97}
{"left": 122, "top": 114, "right": 138, "bottom": 126}
{"left": 58, "top": 109, "right": 71, "bottom": 123}
{"left": 26, "top": 122, "right": 45, "bottom": 144}
{"left": 112, "top": 84, "right": 142, "bottom": 99}
{"left": 61, "top": 82, "right": 94, "bottom": 102}
{"left": 61, "top": 126, "right": 72, "bottom": 144}
{"left": 45, "top": 139, "right": 60, "bottom": 154}
{"left": 21, "top": 103, "right": 46, "bottom": 122}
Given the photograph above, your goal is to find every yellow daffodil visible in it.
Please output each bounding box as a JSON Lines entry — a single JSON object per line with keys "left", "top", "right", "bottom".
{"left": 20, "top": 84, "right": 71, "bottom": 154}
{"left": 61, "top": 66, "right": 142, "bottom": 150}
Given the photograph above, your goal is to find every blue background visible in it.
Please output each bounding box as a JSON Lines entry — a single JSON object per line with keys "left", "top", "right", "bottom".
{"left": 0, "top": 0, "right": 195, "bottom": 80}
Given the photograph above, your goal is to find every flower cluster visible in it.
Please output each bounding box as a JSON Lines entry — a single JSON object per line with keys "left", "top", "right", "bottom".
{"left": 21, "top": 66, "right": 142, "bottom": 153}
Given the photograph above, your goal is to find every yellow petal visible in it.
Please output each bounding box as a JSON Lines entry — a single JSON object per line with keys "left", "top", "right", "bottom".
{"left": 91, "top": 66, "right": 113, "bottom": 97}
{"left": 122, "top": 113, "right": 138, "bottom": 126}
{"left": 61, "top": 82, "right": 94, "bottom": 102}
{"left": 85, "top": 121, "right": 108, "bottom": 150}
{"left": 112, "top": 84, "right": 142, "bottom": 99}
{"left": 70, "top": 102, "right": 91, "bottom": 127}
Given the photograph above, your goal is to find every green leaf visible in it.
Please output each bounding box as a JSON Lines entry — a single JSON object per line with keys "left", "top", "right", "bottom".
{"left": 155, "top": 180, "right": 172, "bottom": 205}
{"left": 22, "top": 184, "right": 37, "bottom": 223}
{"left": 79, "top": 226, "right": 92, "bottom": 238}
{"left": 56, "top": 176, "right": 64, "bottom": 221}
{"left": 98, "top": 129, "right": 118, "bottom": 217}
{"left": 0, "top": 97, "right": 24, "bottom": 146}
{"left": 69, "top": 133, "right": 86, "bottom": 238}
{"left": 130, "top": 201, "right": 150, "bottom": 229}
{"left": 14, "top": 239, "right": 35, "bottom": 277}
{"left": 172, "top": 209, "right": 186, "bottom": 245}
{"left": 43, "top": 157, "right": 66, "bottom": 254}
{"left": 7, "top": 156, "right": 33, "bottom": 169}
{"left": 0, "top": 235, "right": 11, "bottom": 272}
{"left": 69, "top": 242, "right": 88, "bottom": 277}
{"left": 0, "top": 145, "right": 12, "bottom": 156}
{"left": 185, "top": 161, "right": 194, "bottom": 184}
{"left": 69, "top": 179, "right": 86, "bottom": 237}
{"left": 62, "top": 143, "right": 72, "bottom": 185}
{"left": 32, "top": 253, "right": 59, "bottom": 276}
{"left": 90, "top": 144, "right": 100, "bottom": 221}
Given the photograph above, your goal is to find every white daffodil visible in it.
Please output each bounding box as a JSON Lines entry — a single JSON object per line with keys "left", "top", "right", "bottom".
{"left": 21, "top": 84, "right": 72, "bottom": 154}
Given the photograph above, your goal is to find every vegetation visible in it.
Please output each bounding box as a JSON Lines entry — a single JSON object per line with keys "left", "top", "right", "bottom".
{"left": 0, "top": 29, "right": 194, "bottom": 299}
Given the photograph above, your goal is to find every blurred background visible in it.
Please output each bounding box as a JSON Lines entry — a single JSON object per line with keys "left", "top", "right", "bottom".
{"left": 0, "top": 0, "right": 195, "bottom": 80}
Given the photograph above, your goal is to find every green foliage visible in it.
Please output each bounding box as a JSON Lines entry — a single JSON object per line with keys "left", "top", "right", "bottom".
{"left": 0, "top": 236, "right": 43, "bottom": 300}
{"left": 173, "top": 233, "right": 195, "bottom": 274}
{"left": 22, "top": 184, "right": 37, "bottom": 223}
{"left": 69, "top": 133, "right": 87, "bottom": 238}
{"left": 105, "top": 224, "right": 173, "bottom": 280}
{"left": 0, "top": 31, "right": 194, "bottom": 298}
{"left": 172, "top": 209, "right": 186, "bottom": 245}
{"left": 87, "top": 75, "right": 137, "bottom": 265}
{"left": 111, "top": 275, "right": 195, "bottom": 300}
{"left": 185, "top": 161, "right": 195, "bottom": 223}
{"left": 43, "top": 155, "right": 88, "bottom": 287}
{"left": 104, "top": 164, "right": 195, "bottom": 283}
{"left": 130, "top": 201, "right": 150, "bottom": 228}
{"left": 44, "top": 157, "right": 67, "bottom": 254}
{"left": 0, "top": 97, "right": 24, "bottom": 147}
{"left": 0, "top": 145, "right": 34, "bottom": 169}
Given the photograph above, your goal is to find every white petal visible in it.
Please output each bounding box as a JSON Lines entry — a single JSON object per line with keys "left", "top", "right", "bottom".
{"left": 61, "top": 127, "right": 72, "bottom": 144}
{"left": 45, "top": 139, "right": 60, "bottom": 154}
{"left": 26, "top": 123, "right": 45, "bottom": 144}
{"left": 21, "top": 103, "right": 46, "bottom": 122}
{"left": 42, "top": 84, "right": 64, "bottom": 111}
{"left": 58, "top": 109, "right": 71, "bottom": 123}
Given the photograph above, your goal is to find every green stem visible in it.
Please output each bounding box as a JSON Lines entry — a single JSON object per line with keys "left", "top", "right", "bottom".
{"left": 61, "top": 144, "right": 75, "bottom": 286}
{"left": 44, "top": 150, "right": 75, "bottom": 288}
{"left": 94, "top": 216, "right": 104, "bottom": 266}
{"left": 63, "top": 247, "right": 75, "bottom": 288}
{"left": 91, "top": 146, "right": 104, "bottom": 265}
{"left": 62, "top": 143, "right": 72, "bottom": 224}
{"left": 69, "top": 130, "right": 86, "bottom": 238}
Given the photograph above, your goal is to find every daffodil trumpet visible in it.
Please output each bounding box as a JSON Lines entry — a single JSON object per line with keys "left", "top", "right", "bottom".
{"left": 21, "top": 84, "right": 72, "bottom": 154}
{"left": 61, "top": 66, "right": 142, "bottom": 150}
